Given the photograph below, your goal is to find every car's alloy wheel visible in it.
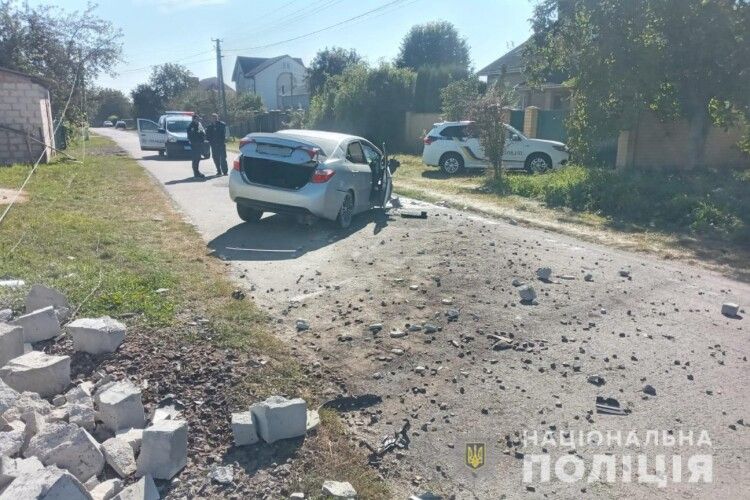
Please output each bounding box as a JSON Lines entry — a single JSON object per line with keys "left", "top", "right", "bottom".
{"left": 337, "top": 192, "right": 354, "bottom": 229}
{"left": 526, "top": 154, "right": 551, "bottom": 174}
{"left": 440, "top": 154, "right": 464, "bottom": 175}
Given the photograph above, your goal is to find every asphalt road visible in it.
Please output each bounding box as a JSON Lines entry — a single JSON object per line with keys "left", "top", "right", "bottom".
{"left": 95, "top": 127, "right": 749, "bottom": 500}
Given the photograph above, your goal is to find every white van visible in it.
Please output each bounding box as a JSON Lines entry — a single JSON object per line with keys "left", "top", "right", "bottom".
{"left": 137, "top": 111, "right": 210, "bottom": 159}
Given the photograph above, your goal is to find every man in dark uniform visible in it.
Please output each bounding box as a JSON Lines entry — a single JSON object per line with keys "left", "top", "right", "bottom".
{"left": 186, "top": 114, "right": 206, "bottom": 178}
{"left": 206, "top": 113, "right": 228, "bottom": 176}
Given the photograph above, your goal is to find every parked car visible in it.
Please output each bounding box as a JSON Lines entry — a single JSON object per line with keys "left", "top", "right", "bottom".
{"left": 229, "top": 130, "right": 398, "bottom": 229}
{"left": 115, "top": 120, "right": 127, "bottom": 130}
{"left": 136, "top": 111, "right": 210, "bottom": 159}
{"left": 422, "top": 121, "right": 569, "bottom": 175}
{"left": 103, "top": 120, "right": 113, "bottom": 127}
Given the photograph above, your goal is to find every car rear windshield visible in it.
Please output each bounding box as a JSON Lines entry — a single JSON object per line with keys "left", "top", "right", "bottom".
{"left": 440, "top": 125, "right": 467, "bottom": 138}
{"left": 166, "top": 120, "right": 190, "bottom": 133}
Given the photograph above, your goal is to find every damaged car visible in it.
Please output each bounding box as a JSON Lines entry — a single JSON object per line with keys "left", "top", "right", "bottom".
{"left": 229, "top": 129, "right": 399, "bottom": 229}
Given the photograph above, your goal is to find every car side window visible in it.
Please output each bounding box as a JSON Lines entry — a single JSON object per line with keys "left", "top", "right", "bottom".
{"left": 346, "top": 142, "right": 367, "bottom": 164}
{"left": 440, "top": 126, "right": 466, "bottom": 139}
{"left": 139, "top": 120, "right": 158, "bottom": 132}
{"left": 360, "top": 142, "right": 381, "bottom": 165}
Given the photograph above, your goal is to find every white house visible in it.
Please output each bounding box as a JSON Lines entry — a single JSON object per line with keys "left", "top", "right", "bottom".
{"left": 231, "top": 55, "right": 308, "bottom": 110}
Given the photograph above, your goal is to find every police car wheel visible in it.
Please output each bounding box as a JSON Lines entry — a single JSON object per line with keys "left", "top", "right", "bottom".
{"left": 440, "top": 153, "right": 464, "bottom": 176}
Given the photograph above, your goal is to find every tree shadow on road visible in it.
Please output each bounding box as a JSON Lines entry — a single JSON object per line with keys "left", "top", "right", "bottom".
{"left": 207, "top": 209, "right": 393, "bottom": 262}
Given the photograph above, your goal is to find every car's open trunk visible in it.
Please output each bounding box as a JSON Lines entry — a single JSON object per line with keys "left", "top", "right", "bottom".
{"left": 240, "top": 156, "right": 316, "bottom": 190}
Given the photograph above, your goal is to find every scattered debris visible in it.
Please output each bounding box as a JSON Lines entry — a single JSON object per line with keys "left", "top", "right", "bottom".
{"left": 250, "top": 396, "right": 307, "bottom": 443}
{"left": 67, "top": 317, "right": 126, "bottom": 354}
{"left": 721, "top": 302, "right": 740, "bottom": 318}
{"left": 136, "top": 419, "right": 188, "bottom": 480}
{"left": 322, "top": 480, "right": 357, "bottom": 498}
{"left": 231, "top": 411, "right": 259, "bottom": 446}
{"left": 0, "top": 351, "right": 71, "bottom": 398}
{"left": 0, "top": 279, "right": 25, "bottom": 289}
{"left": 25, "top": 285, "right": 71, "bottom": 322}
{"left": 295, "top": 319, "right": 310, "bottom": 332}
{"left": 518, "top": 285, "right": 537, "bottom": 304}
{"left": 584, "top": 273, "right": 594, "bottom": 282}
{"left": 595, "top": 396, "right": 629, "bottom": 416}
{"left": 11, "top": 306, "right": 60, "bottom": 343}
{"left": 643, "top": 385, "right": 657, "bottom": 396}
{"left": 587, "top": 375, "right": 606, "bottom": 387}
{"left": 536, "top": 267, "right": 552, "bottom": 281}
{"left": 400, "top": 211, "right": 428, "bottom": 219}
{"left": 230, "top": 289, "right": 245, "bottom": 300}
{"left": 97, "top": 381, "right": 146, "bottom": 433}
{"left": 0, "top": 323, "right": 24, "bottom": 367}
{"left": 208, "top": 464, "right": 234, "bottom": 485}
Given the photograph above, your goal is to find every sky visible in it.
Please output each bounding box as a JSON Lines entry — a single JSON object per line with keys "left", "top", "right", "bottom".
{"left": 35, "top": 0, "right": 536, "bottom": 94}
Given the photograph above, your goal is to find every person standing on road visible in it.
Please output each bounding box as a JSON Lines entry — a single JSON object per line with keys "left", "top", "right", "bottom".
{"left": 186, "top": 114, "right": 206, "bottom": 178}
{"left": 206, "top": 113, "right": 228, "bottom": 176}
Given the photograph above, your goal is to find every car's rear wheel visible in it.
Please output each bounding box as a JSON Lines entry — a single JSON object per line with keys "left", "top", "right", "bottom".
{"left": 439, "top": 153, "right": 464, "bottom": 176}
{"left": 336, "top": 192, "right": 354, "bottom": 229}
{"left": 525, "top": 153, "right": 552, "bottom": 174}
{"left": 237, "top": 204, "right": 263, "bottom": 223}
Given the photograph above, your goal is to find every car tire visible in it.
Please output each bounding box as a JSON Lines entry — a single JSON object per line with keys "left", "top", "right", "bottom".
{"left": 336, "top": 191, "right": 354, "bottom": 230}
{"left": 439, "top": 153, "right": 464, "bottom": 176}
{"left": 524, "top": 153, "right": 552, "bottom": 174}
{"left": 237, "top": 204, "right": 263, "bottom": 223}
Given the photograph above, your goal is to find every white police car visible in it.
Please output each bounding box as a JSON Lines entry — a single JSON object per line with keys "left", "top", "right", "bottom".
{"left": 422, "top": 121, "right": 569, "bottom": 175}
{"left": 137, "top": 111, "right": 210, "bottom": 159}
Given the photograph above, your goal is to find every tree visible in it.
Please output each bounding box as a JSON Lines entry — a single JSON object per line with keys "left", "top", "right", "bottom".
{"left": 396, "top": 21, "right": 470, "bottom": 71}
{"left": 0, "top": 1, "right": 123, "bottom": 125}
{"left": 526, "top": 0, "right": 750, "bottom": 166}
{"left": 131, "top": 84, "right": 161, "bottom": 120}
{"left": 306, "top": 47, "right": 361, "bottom": 96}
{"left": 469, "top": 84, "right": 514, "bottom": 180}
{"left": 441, "top": 78, "right": 486, "bottom": 120}
{"left": 413, "top": 65, "right": 470, "bottom": 112}
{"left": 88, "top": 87, "right": 131, "bottom": 124}
{"left": 168, "top": 87, "right": 263, "bottom": 125}
{"left": 148, "top": 63, "right": 198, "bottom": 104}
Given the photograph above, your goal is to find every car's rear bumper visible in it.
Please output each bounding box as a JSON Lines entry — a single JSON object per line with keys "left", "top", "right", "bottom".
{"left": 228, "top": 170, "right": 345, "bottom": 221}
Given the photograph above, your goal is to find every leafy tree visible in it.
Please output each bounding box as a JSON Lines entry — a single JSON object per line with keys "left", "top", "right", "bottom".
{"left": 0, "top": 0, "right": 123, "bottom": 126}
{"left": 441, "top": 78, "right": 486, "bottom": 120}
{"left": 526, "top": 0, "right": 750, "bottom": 166}
{"left": 131, "top": 84, "right": 162, "bottom": 120}
{"left": 469, "top": 84, "right": 514, "bottom": 180}
{"left": 168, "top": 88, "right": 263, "bottom": 125}
{"left": 396, "top": 21, "right": 470, "bottom": 71}
{"left": 148, "top": 63, "right": 198, "bottom": 104}
{"left": 88, "top": 87, "right": 131, "bottom": 124}
{"left": 306, "top": 47, "right": 361, "bottom": 96}
{"left": 413, "top": 65, "right": 470, "bottom": 112}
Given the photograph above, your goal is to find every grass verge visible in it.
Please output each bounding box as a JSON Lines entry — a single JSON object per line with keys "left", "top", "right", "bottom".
{"left": 394, "top": 154, "right": 750, "bottom": 281}
{"left": 0, "top": 135, "right": 388, "bottom": 498}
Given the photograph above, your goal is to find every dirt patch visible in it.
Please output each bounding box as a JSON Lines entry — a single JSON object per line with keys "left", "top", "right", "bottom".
{"left": 0, "top": 187, "right": 28, "bottom": 205}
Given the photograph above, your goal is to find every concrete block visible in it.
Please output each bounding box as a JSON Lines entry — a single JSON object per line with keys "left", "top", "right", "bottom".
{"left": 0, "top": 379, "right": 19, "bottom": 414}
{"left": 115, "top": 428, "right": 143, "bottom": 454}
{"left": 250, "top": 396, "right": 307, "bottom": 444}
{"left": 111, "top": 475, "right": 159, "bottom": 500}
{"left": 25, "top": 285, "right": 71, "bottom": 322}
{"left": 25, "top": 422, "right": 105, "bottom": 482}
{"left": 0, "top": 351, "right": 71, "bottom": 398}
{"left": 97, "top": 382, "right": 145, "bottom": 433}
{"left": 722, "top": 302, "right": 740, "bottom": 317}
{"left": 21, "top": 410, "right": 46, "bottom": 449}
{"left": 101, "top": 437, "right": 136, "bottom": 478}
{"left": 0, "top": 429, "right": 23, "bottom": 457}
{"left": 136, "top": 420, "right": 187, "bottom": 480}
{"left": 0, "top": 455, "right": 44, "bottom": 489}
{"left": 2, "top": 390, "right": 52, "bottom": 422}
{"left": 231, "top": 411, "right": 259, "bottom": 446}
{"left": 0, "top": 465, "right": 91, "bottom": 500}
{"left": 11, "top": 306, "right": 60, "bottom": 343}
{"left": 68, "top": 317, "right": 126, "bottom": 355}
{"left": 67, "top": 386, "right": 96, "bottom": 432}
{"left": 321, "top": 480, "right": 357, "bottom": 498}
{"left": 0, "top": 323, "right": 24, "bottom": 367}
{"left": 90, "top": 478, "right": 123, "bottom": 500}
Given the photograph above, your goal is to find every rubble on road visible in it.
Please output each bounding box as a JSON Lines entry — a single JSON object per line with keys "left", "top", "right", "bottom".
{"left": 24, "top": 422, "right": 105, "bottom": 482}
{"left": 250, "top": 396, "right": 307, "bottom": 444}
{"left": 135, "top": 419, "right": 188, "bottom": 480}
{"left": 10, "top": 306, "right": 60, "bottom": 343}
{"left": 536, "top": 267, "right": 552, "bottom": 282}
{"left": 25, "top": 284, "right": 71, "bottom": 323}
{"left": 0, "top": 465, "right": 90, "bottom": 499}
{"left": 321, "top": 480, "right": 357, "bottom": 498}
{"left": 0, "top": 351, "right": 71, "bottom": 397}
{"left": 721, "top": 302, "right": 740, "bottom": 318}
{"left": 0, "top": 324, "right": 23, "bottom": 367}
{"left": 68, "top": 316, "right": 126, "bottom": 354}
{"left": 518, "top": 284, "right": 537, "bottom": 303}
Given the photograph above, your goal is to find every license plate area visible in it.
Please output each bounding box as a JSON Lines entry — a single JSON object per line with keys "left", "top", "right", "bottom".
{"left": 257, "top": 143, "right": 292, "bottom": 156}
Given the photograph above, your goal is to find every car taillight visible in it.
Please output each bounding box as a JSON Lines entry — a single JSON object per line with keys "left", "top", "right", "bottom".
{"left": 233, "top": 158, "right": 241, "bottom": 171}
{"left": 423, "top": 135, "right": 437, "bottom": 145}
{"left": 311, "top": 168, "right": 335, "bottom": 183}
{"left": 239, "top": 137, "right": 255, "bottom": 148}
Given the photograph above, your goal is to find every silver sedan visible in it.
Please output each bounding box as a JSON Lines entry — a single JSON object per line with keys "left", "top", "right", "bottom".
{"left": 229, "top": 129, "right": 397, "bottom": 228}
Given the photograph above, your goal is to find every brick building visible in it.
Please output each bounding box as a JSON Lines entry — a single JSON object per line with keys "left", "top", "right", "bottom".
{"left": 0, "top": 67, "right": 55, "bottom": 165}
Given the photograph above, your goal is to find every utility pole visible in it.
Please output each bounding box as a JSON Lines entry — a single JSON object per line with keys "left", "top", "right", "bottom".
{"left": 212, "top": 38, "right": 229, "bottom": 126}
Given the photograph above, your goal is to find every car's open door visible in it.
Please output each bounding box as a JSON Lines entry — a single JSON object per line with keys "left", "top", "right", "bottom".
{"left": 137, "top": 119, "right": 164, "bottom": 151}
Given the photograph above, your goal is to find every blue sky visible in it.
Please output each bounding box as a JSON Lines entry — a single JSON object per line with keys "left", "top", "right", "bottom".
{"left": 37, "top": 0, "right": 535, "bottom": 94}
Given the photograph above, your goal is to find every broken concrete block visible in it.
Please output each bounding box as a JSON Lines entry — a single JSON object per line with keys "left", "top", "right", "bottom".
{"left": 2, "top": 390, "right": 52, "bottom": 422}
{"left": 21, "top": 410, "right": 46, "bottom": 449}
{"left": 231, "top": 411, "right": 259, "bottom": 446}
{"left": 136, "top": 420, "right": 187, "bottom": 480}
{"left": 0, "top": 323, "right": 24, "bottom": 367}
{"left": 111, "top": 475, "right": 159, "bottom": 500}
{"left": 97, "top": 381, "right": 145, "bottom": 433}
{"left": 90, "top": 478, "right": 123, "bottom": 500}
{"left": 67, "top": 386, "right": 96, "bottom": 432}
{"left": 0, "top": 351, "right": 71, "bottom": 398}
{"left": 115, "top": 428, "right": 143, "bottom": 454}
{"left": 0, "top": 455, "right": 44, "bottom": 489}
{"left": 68, "top": 317, "right": 126, "bottom": 355}
{"left": 321, "top": 480, "right": 357, "bottom": 498}
{"left": 10, "top": 306, "right": 60, "bottom": 343}
{"left": 25, "top": 285, "right": 71, "bottom": 323}
{"left": 25, "top": 422, "right": 105, "bottom": 482}
{"left": 102, "top": 437, "right": 136, "bottom": 478}
{"left": 536, "top": 267, "right": 552, "bottom": 281}
{"left": 721, "top": 302, "right": 740, "bottom": 317}
{"left": 0, "top": 465, "right": 91, "bottom": 500}
{"left": 0, "top": 429, "right": 23, "bottom": 457}
{"left": 250, "top": 396, "right": 307, "bottom": 444}
{"left": 518, "top": 284, "right": 537, "bottom": 303}
{"left": 0, "top": 379, "right": 19, "bottom": 414}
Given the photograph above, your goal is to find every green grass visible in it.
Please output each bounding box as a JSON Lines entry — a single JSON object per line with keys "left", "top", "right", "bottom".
{"left": 0, "top": 135, "right": 389, "bottom": 499}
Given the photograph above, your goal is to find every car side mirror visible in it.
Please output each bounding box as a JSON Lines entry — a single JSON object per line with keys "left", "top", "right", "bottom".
{"left": 512, "top": 134, "right": 522, "bottom": 141}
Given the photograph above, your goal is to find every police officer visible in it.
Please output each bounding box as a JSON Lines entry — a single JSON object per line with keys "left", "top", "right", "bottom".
{"left": 206, "top": 113, "right": 228, "bottom": 176}
{"left": 186, "top": 114, "right": 206, "bottom": 178}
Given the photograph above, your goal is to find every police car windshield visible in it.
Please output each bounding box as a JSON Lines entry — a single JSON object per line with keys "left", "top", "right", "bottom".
{"left": 166, "top": 120, "right": 191, "bottom": 133}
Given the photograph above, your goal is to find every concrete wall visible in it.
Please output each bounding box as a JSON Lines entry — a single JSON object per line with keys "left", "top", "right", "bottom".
{"left": 0, "top": 69, "right": 54, "bottom": 165}
{"left": 404, "top": 111, "right": 443, "bottom": 153}
{"left": 616, "top": 112, "right": 749, "bottom": 169}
